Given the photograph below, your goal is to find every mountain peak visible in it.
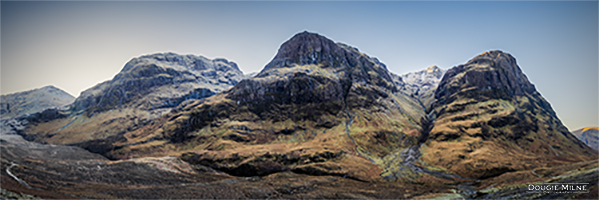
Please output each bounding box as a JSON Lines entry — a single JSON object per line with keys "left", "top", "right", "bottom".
{"left": 425, "top": 65, "right": 441, "bottom": 73}
{"left": 467, "top": 50, "right": 519, "bottom": 70}
{"left": 436, "top": 50, "right": 535, "bottom": 103}
{"left": 275, "top": 31, "right": 338, "bottom": 59}
{"left": 262, "top": 32, "right": 346, "bottom": 71}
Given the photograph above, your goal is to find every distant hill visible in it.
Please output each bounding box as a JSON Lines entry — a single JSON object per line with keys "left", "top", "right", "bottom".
{"left": 0, "top": 85, "right": 74, "bottom": 120}
{"left": 572, "top": 127, "right": 599, "bottom": 150}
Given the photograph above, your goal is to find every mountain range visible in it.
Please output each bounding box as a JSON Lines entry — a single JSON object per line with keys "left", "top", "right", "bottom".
{"left": 1, "top": 31, "right": 597, "bottom": 199}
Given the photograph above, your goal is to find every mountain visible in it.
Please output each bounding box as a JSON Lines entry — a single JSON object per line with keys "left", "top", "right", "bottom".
{"left": 20, "top": 53, "right": 245, "bottom": 157}
{"left": 109, "top": 31, "right": 430, "bottom": 181}
{"left": 71, "top": 53, "right": 244, "bottom": 113}
{"left": 572, "top": 126, "right": 599, "bottom": 150}
{"left": 393, "top": 65, "right": 444, "bottom": 111}
{"left": 423, "top": 50, "right": 597, "bottom": 179}
{"left": 0, "top": 86, "right": 74, "bottom": 120}
{"left": 30, "top": 33, "right": 594, "bottom": 182}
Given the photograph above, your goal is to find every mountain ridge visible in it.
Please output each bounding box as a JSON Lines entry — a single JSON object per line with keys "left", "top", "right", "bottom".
{"left": 10, "top": 31, "right": 597, "bottom": 186}
{"left": 2, "top": 31, "right": 597, "bottom": 199}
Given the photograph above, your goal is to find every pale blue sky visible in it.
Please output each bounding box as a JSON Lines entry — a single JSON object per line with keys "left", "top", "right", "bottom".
{"left": 1, "top": 1, "right": 597, "bottom": 130}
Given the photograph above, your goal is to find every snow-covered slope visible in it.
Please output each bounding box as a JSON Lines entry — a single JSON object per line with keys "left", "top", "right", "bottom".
{"left": 393, "top": 65, "right": 445, "bottom": 110}
{"left": 0, "top": 86, "right": 74, "bottom": 120}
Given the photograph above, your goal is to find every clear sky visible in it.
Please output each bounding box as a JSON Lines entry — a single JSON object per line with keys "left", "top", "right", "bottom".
{"left": 1, "top": 1, "right": 597, "bottom": 130}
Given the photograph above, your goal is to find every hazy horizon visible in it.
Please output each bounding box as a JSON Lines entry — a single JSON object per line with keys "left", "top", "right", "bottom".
{"left": 2, "top": 1, "right": 597, "bottom": 130}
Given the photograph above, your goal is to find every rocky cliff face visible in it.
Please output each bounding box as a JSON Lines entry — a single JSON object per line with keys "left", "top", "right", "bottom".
{"left": 572, "top": 127, "right": 599, "bottom": 150}
{"left": 423, "top": 51, "right": 597, "bottom": 179}
{"left": 21, "top": 53, "right": 245, "bottom": 156}
{"left": 0, "top": 86, "right": 74, "bottom": 120}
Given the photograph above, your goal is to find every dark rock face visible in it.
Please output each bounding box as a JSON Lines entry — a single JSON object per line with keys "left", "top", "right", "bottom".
{"left": 0, "top": 86, "right": 74, "bottom": 120}
{"left": 435, "top": 51, "right": 535, "bottom": 106}
{"left": 263, "top": 31, "right": 347, "bottom": 70}
{"left": 228, "top": 73, "right": 346, "bottom": 122}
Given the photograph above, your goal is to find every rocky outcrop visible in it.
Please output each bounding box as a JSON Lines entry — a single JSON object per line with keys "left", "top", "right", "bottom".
{"left": 423, "top": 51, "right": 597, "bottom": 179}
{"left": 0, "top": 86, "right": 74, "bottom": 120}
{"left": 572, "top": 127, "right": 599, "bottom": 150}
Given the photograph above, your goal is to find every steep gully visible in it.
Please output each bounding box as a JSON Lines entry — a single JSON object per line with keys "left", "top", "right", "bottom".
{"left": 341, "top": 98, "right": 480, "bottom": 197}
